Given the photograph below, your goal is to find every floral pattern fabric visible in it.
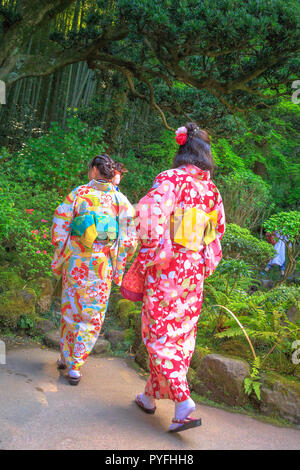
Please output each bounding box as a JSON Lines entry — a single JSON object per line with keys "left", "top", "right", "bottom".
{"left": 135, "top": 164, "right": 225, "bottom": 402}
{"left": 51, "top": 179, "right": 137, "bottom": 370}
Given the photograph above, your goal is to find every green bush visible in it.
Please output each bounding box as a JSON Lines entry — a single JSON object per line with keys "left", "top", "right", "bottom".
{"left": 217, "top": 171, "right": 274, "bottom": 230}
{"left": 0, "top": 168, "right": 16, "bottom": 242}
{"left": 222, "top": 223, "right": 275, "bottom": 269}
{"left": 117, "top": 150, "right": 163, "bottom": 203}
{"left": 3, "top": 117, "right": 105, "bottom": 195}
{"left": 0, "top": 181, "right": 60, "bottom": 278}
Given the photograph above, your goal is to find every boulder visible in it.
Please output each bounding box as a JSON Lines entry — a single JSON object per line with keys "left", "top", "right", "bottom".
{"left": 28, "top": 277, "right": 54, "bottom": 314}
{"left": 260, "top": 279, "right": 274, "bottom": 290}
{"left": 43, "top": 329, "right": 60, "bottom": 350}
{"left": 190, "top": 345, "right": 211, "bottom": 370}
{"left": 135, "top": 341, "right": 149, "bottom": 372}
{"left": 260, "top": 372, "right": 300, "bottom": 424}
{"left": 195, "top": 353, "right": 250, "bottom": 406}
{"left": 52, "top": 277, "right": 62, "bottom": 298}
{"left": 35, "top": 319, "right": 56, "bottom": 335}
{"left": 217, "top": 339, "right": 251, "bottom": 361}
{"left": 286, "top": 304, "right": 300, "bottom": 324}
{"left": 132, "top": 315, "right": 142, "bottom": 352}
{"left": 92, "top": 338, "right": 110, "bottom": 355}
{"left": 37, "top": 295, "right": 52, "bottom": 314}
{"left": 0, "top": 288, "right": 37, "bottom": 329}
{"left": 105, "top": 329, "right": 126, "bottom": 349}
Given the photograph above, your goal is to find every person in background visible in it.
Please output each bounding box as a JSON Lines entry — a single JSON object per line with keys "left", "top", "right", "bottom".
{"left": 133, "top": 123, "right": 225, "bottom": 432}
{"left": 264, "top": 231, "right": 286, "bottom": 277}
{"left": 51, "top": 155, "right": 137, "bottom": 385}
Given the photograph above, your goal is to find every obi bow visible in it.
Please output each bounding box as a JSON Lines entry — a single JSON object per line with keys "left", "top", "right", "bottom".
{"left": 171, "top": 207, "right": 217, "bottom": 251}
{"left": 70, "top": 212, "right": 118, "bottom": 248}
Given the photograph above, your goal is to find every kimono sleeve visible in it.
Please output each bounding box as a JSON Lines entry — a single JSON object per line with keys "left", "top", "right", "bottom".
{"left": 51, "top": 188, "right": 77, "bottom": 278}
{"left": 135, "top": 172, "right": 177, "bottom": 272}
{"left": 203, "top": 188, "right": 226, "bottom": 279}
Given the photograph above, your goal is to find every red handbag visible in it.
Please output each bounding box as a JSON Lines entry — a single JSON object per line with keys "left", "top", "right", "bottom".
{"left": 120, "top": 257, "right": 146, "bottom": 301}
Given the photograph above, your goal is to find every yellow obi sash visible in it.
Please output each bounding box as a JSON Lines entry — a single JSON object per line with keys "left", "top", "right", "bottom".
{"left": 170, "top": 207, "right": 217, "bottom": 251}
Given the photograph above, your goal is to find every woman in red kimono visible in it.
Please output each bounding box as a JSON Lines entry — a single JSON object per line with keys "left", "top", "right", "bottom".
{"left": 134, "top": 123, "right": 225, "bottom": 432}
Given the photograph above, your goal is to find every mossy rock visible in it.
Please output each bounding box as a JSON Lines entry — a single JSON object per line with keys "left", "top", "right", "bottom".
{"left": 128, "top": 310, "right": 141, "bottom": 329}
{"left": 27, "top": 277, "right": 55, "bottom": 314}
{"left": 187, "top": 367, "right": 205, "bottom": 391}
{"left": 260, "top": 372, "right": 300, "bottom": 424}
{"left": 132, "top": 315, "right": 142, "bottom": 352}
{"left": 52, "top": 277, "right": 62, "bottom": 298}
{"left": 217, "top": 339, "right": 252, "bottom": 361}
{"left": 0, "top": 271, "right": 25, "bottom": 294}
{"left": 0, "top": 288, "right": 37, "bottom": 329}
{"left": 116, "top": 299, "right": 138, "bottom": 328}
{"left": 34, "top": 318, "right": 56, "bottom": 335}
{"left": 190, "top": 345, "right": 211, "bottom": 369}
{"left": 105, "top": 329, "right": 126, "bottom": 350}
{"left": 27, "top": 277, "right": 54, "bottom": 298}
{"left": 135, "top": 341, "right": 149, "bottom": 372}
{"left": 195, "top": 353, "right": 251, "bottom": 407}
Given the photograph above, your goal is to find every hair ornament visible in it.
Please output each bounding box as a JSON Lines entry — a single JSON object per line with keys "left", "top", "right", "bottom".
{"left": 175, "top": 126, "right": 187, "bottom": 145}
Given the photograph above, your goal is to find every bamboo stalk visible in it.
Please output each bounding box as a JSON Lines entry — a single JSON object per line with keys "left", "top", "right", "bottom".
{"left": 63, "top": 64, "right": 73, "bottom": 128}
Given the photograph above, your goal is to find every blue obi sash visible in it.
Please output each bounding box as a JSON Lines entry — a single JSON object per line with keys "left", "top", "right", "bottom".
{"left": 70, "top": 212, "right": 118, "bottom": 248}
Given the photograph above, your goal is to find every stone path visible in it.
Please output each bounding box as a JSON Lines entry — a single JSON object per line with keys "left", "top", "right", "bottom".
{"left": 0, "top": 346, "right": 299, "bottom": 450}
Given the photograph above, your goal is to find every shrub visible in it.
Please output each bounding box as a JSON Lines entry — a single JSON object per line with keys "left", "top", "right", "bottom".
{"left": 222, "top": 223, "right": 275, "bottom": 269}
{"left": 217, "top": 171, "right": 274, "bottom": 230}
{"left": 0, "top": 181, "right": 60, "bottom": 278}
{"left": 116, "top": 150, "right": 163, "bottom": 203}
{"left": 3, "top": 117, "right": 105, "bottom": 195}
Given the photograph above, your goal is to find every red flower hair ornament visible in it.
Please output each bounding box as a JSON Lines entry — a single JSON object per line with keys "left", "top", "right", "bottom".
{"left": 175, "top": 126, "right": 187, "bottom": 145}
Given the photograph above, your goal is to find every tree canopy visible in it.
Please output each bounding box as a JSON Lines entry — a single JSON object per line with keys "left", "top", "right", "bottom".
{"left": 1, "top": 0, "right": 299, "bottom": 129}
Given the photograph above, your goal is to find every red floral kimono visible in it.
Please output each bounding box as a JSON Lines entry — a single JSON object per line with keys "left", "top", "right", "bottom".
{"left": 135, "top": 164, "right": 225, "bottom": 402}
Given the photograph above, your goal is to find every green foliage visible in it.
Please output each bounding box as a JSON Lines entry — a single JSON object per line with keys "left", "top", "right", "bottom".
{"left": 0, "top": 179, "right": 60, "bottom": 278}
{"left": 4, "top": 117, "right": 105, "bottom": 194}
{"left": 217, "top": 258, "right": 253, "bottom": 279}
{"left": 216, "top": 171, "right": 274, "bottom": 230}
{"left": 222, "top": 224, "right": 275, "bottom": 268}
{"left": 214, "top": 286, "right": 300, "bottom": 357}
{"left": 0, "top": 168, "right": 15, "bottom": 241}
{"left": 244, "top": 356, "right": 262, "bottom": 400}
{"left": 200, "top": 263, "right": 300, "bottom": 377}
{"left": 142, "top": 129, "right": 178, "bottom": 167}
{"left": 233, "top": 100, "right": 300, "bottom": 210}
{"left": 212, "top": 138, "right": 245, "bottom": 171}
{"left": 117, "top": 150, "right": 164, "bottom": 203}
{"left": 264, "top": 211, "right": 300, "bottom": 244}
{"left": 18, "top": 314, "right": 34, "bottom": 331}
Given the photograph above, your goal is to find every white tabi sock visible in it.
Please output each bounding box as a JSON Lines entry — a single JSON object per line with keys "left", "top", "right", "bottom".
{"left": 139, "top": 393, "right": 156, "bottom": 409}
{"left": 175, "top": 397, "right": 196, "bottom": 420}
{"left": 69, "top": 369, "right": 81, "bottom": 378}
